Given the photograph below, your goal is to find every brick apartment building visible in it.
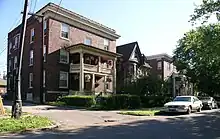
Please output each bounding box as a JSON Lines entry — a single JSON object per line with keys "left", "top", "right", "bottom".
{"left": 7, "top": 3, "right": 121, "bottom": 103}
{"left": 146, "top": 53, "right": 177, "bottom": 81}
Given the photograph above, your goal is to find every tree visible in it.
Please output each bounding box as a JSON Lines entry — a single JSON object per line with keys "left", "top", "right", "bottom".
{"left": 121, "top": 74, "right": 170, "bottom": 96}
{"left": 173, "top": 24, "right": 220, "bottom": 96}
{"left": 190, "top": 0, "right": 220, "bottom": 24}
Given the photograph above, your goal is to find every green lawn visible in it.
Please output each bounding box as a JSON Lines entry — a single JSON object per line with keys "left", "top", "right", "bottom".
{"left": 118, "top": 108, "right": 162, "bottom": 116}
{"left": 0, "top": 115, "right": 53, "bottom": 133}
{"left": 47, "top": 101, "right": 66, "bottom": 106}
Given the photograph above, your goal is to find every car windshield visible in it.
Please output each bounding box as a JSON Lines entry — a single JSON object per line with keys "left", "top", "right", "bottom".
{"left": 173, "top": 97, "right": 191, "bottom": 102}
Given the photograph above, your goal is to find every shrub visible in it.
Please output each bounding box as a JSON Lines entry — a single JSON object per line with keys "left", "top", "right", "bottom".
{"left": 96, "top": 94, "right": 141, "bottom": 110}
{"left": 140, "top": 95, "right": 172, "bottom": 108}
{"left": 58, "top": 95, "right": 95, "bottom": 107}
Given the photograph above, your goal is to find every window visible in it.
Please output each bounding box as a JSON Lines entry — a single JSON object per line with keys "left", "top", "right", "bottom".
{"left": 158, "top": 74, "right": 162, "bottom": 79}
{"left": 30, "top": 28, "right": 34, "bottom": 43}
{"left": 167, "top": 63, "right": 171, "bottom": 70}
{"left": 8, "top": 59, "right": 11, "bottom": 72}
{"left": 60, "top": 49, "right": 69, "bottom": 64}
{"left": 43, "top": 70, "right": 46, "bottom": 87}
{"left": 29, "top": 73, "right": 33, "bottom": 88}
{"left": 59, "top": 71, "right": 68, "bottom": 88}
{"left": 106, "top": 83, "right": 109, "bottom": 90}
{"left": 43, "top": 20, "right": 47, "bottom": 33}
{"left": 84, "top": 38, "right": 92, "bottom": 45}
{"left": 14, "top": 34, "right": 20, "bottom": 48}
{"left": 157, "top": 61, "right": 162, "bottom": 70}
{"left": 43, "top": 45, "right": 46, "bottom": 62}
{"left": 61, "top": 23, "right": 69, "bottom": 39}
{"left": 9, "top": 42, "right": 12, "bottom": 54}
{"left": 104, "top": 39, "right": 109, "bottom": 50}
{"left": 30, "top": 50, "right": 33, "bottom": 66}
{"left": 14, "top": 56, "right": 17, "bottom": 69}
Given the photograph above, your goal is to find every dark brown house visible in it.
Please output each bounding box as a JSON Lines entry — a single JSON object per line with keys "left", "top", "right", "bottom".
{"left": 7, "top": 3, "right": 121, "bottom": 103}
{"left": 116, "top": 42, "right": 151, "bottom": 91}
{"left": 146, "top": 53, "right": 177, "bottom": 81}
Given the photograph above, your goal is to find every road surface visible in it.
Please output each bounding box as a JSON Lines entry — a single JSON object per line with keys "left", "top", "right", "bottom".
{"left": 2, "top": 102, "right": 220, "bottom": 139}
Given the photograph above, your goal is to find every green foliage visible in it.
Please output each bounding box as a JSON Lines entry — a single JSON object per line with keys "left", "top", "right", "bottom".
{"left": 140, "top": 96, "right": 172, "bottom": 108}
{"left": 96, "top": 94, "right": 141, "bottom": 110}
{"left": 173, "top": 24, "right": 220, "bottom": 96}
{"left": 58, "top": 95, "right": 95, "bottom": 107}
{"left": 190, "top": 0, "right": 220, "bottom": 24}
{"left": 120, "top": 74, "right": 170, "bottom": 96}
{"left": 119, "top": 110, "right": 160, "bottom": 116}
{"left": 0, "top": 116, "right": 52, "bottom": 133}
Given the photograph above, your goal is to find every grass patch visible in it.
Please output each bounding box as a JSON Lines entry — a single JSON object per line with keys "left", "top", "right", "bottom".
{"left": 119, "top": 110, "right": 160, "bottom": 116}
{"left": 118, "top": 108, "right": 162, "bottom": 116}
{"left": 47, "top": 101, "right": 66, "bottom": 106}
{"left": 0, "top": 115, "right": 52, "bottom": 133}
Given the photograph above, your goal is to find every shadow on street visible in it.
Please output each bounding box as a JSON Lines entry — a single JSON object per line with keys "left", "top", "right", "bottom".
{"left": 1, "top": 110, "right": 220, "bottom": 139}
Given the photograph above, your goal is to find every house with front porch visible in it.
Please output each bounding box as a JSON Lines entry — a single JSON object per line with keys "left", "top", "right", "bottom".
{"left": 7, "top": 3, "right": 121, "bottom": 103}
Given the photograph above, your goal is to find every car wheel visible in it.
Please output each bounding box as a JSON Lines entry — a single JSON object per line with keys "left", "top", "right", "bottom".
{"left": 197, "top": 106, "right": 202, "bottom": 112}
{"left": 187, "top": 106, "right": 192, "bottom": 114}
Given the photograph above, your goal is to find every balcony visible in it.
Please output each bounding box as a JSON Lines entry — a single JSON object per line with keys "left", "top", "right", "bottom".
{"left": 70, "top": 64, "right": 112, "bottom": 74}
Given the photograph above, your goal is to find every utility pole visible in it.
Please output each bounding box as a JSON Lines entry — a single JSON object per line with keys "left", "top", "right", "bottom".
{"left": 12, "top": 0, "right": 29, "bottom": 119}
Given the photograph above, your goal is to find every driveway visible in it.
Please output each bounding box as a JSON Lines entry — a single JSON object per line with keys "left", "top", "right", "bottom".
{"left": 2, "top": 101, "right": 220, "bottom": 139}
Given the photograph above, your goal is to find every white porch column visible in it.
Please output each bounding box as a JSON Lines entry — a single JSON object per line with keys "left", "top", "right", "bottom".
{"left": 98, "top": 56, "right": 101, "bottom": 72}
{"left": 112, "top": 58, "right": 117, "bottom": 94}
{"left": 79, "top": 52, "right": 84, "bottom": 92}
{"left": 92, "top": 74, "right": 95, "bottom": 92}
{"left": 104, "top": 75, "right": 106, "bottom": 93}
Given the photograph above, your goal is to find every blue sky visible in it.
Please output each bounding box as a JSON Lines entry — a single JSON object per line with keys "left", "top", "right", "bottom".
{"left": 0, "top": 0, "right": 201, "bottom": 74}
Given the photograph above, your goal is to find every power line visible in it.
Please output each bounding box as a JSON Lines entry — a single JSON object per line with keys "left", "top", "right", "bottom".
{"left": 49, "top": 0, "right": 63, "bottom": 27}
{"left": 32, "top": 0, "right": 38, "bottom": 13}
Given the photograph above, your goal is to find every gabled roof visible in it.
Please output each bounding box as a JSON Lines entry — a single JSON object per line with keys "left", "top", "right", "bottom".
{"left": 116, "top": 42, "right": 138, "bottom": 61}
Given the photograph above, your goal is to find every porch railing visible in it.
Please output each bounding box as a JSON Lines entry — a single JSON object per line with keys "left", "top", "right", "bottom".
{"left": 70, "top": 63, "right": 112, "bottom": 74}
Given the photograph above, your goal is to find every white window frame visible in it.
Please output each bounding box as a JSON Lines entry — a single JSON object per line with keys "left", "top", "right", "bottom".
{"left": 9, "top": 42, "right": 12, "bottom": 54}
{"left": 59, "top": 71, "right": 68, "bottom": 88}
{"left": 30, "top": 28, "right": 35, "bottom": 43}
{"left": 43, "top": 45, "right": 46, "bottom": 62}
{"left": 61, "top": 23, "right": 69, "bottom": 39}
{"left": 43, "top": 20, "right": 47, "bottom": 33}
{"left": 29, "top": 73, "right": 33, "bottom": 88}
{"left": 14, "top": 34, "right": 20, "bottom": 48}
{"left": 43, "top": 70, "right": 46, "bottom": 87}
{"left": 29, "top": 50, "right": 34, "bottom": 66}
{"left": 157, "top": 61, "right": 162, "bottom": 70}
{"left": 59, "top": 49, "right": 69, "bottom": 64}
{"left": 14, "top": 56, "right": 17, "bottom": 69}
{"left": 84, "top": 38, "right": 92, "bottom": 45}
{"left": 104, "top": 39, "right": 109, "bottom": 50}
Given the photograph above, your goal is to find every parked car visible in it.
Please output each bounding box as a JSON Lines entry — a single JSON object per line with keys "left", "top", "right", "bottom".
{"left": 162, "top": 96, "right": 203, "bottom": 114}
{"left": 198, "top": 96, "right": 218, "bottom": 110}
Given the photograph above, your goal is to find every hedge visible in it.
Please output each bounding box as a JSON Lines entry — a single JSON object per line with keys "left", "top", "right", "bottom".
{"left": 58, "top": 95, "right": 95, "bottom": 107}
{"left": 140, "top": 96, "right": 172, "bottom": 108}
{"left": 96, "top": 94, "right": 141, "bottom": 110}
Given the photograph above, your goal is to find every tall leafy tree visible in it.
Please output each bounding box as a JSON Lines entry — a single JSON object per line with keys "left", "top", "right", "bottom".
{"left": 173, "top": 24, "right": 220, "bottom": 96}
{"left": 190, "top": 0, "right": 220, "bottom": 24}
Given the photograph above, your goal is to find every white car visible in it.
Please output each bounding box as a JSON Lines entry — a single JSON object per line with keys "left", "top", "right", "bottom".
{"left": 162, "top": 96, "right": 203, "bottom": 114}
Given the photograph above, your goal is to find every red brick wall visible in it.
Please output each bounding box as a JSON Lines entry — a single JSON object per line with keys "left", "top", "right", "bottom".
{"left": 48, "top": 19, "right": 116, "bottom": 54}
